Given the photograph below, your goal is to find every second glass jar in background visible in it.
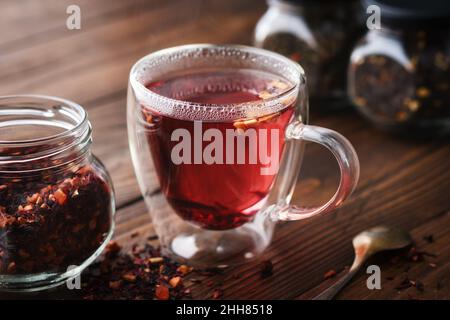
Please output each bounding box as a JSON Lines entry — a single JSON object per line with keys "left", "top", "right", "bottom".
{"left": 349, "top": 0, "right": 450, "bottom": 135}
{"left": 254, "top": 0, "right": 364, "bottom": 109}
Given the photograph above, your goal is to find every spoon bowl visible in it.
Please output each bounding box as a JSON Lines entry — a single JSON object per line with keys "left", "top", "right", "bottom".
{"left": 313, "top": 225, "right": 412, "bottom": 300}
{"left": 353, "top": 226, "right": 413, "bottom": 259}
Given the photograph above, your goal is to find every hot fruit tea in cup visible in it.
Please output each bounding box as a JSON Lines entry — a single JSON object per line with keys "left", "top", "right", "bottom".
{"left": 144, "top": 70, "right": 295, "bottom": 230}
{"left": 128, "top": 45, "right": 359, "bottom": 267}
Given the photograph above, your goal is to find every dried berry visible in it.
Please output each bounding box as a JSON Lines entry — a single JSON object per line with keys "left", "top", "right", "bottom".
{"left": 260, "top": 260, "right": 273, "bottom": 278}
{"left": 423, "top": 234, "right": 434, "bottom": 243}
{"left": 324, "top": 269, "right": 337, "bottom": 279}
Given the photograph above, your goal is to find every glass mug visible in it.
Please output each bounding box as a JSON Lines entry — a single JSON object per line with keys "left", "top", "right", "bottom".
{"left": 127, "top": 44, "right": 360, "bottom": 267}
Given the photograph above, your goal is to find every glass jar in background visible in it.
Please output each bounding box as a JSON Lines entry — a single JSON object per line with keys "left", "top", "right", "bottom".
{"left": 254, "top": 0, "right": 364, "bottom": 109}
{"left": 0, "top": 95, "right": 115, "bottom": 291}
{"left": 349, "top": 0, "right": 450, "bottom": 135}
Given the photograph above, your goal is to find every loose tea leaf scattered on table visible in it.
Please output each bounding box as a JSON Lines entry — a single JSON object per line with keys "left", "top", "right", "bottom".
{"left": 385, "top": 242, "right": 438, "bottom": 296}
{"left": 81, "top": 241, "right": 194, "bottom": 300}
{"left": 260, "top": 259, "right": 273, "bottom": 279}
{"left": 394, "top": 276, "right": 425, "bottom": 293}
{"left": 423, "top": 234, "right": 434, "bottom": 243}
{"left": 211, "top": 288, "right": 223, "bottom": 300}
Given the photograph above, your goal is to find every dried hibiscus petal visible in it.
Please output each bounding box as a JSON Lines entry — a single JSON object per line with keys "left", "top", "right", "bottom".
{"left": 155, "top": 284, "right": 170, "bottom": 300}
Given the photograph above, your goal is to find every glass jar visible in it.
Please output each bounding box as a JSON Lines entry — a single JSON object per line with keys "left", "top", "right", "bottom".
{"left": 349, "top": 0, "right": 450, "bottom": 134}
{"left": 254, "top": 0, "right": 364, "bottom": 109}
{"left": 0, "top": 95, "right": 115, "bottom": 291}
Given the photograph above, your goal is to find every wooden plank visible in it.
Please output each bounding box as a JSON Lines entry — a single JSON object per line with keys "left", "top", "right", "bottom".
{"left": 0, "top": 0, "right": 168, "bottom": 49}
{"left": 0, "top": 0, "right": 191, "bottom": 82}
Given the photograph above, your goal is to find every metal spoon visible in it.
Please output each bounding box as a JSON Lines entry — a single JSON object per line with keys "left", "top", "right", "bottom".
{"left": 313, "top": 226, "right": 412, "bottom": 300}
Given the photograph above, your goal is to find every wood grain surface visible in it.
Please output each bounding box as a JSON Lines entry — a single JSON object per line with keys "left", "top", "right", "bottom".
{"left": 0, "top": 0, "right": 448, "bottom": 300}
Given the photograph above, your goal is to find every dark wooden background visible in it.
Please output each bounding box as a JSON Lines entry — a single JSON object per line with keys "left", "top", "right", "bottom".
{"left": 0, "top": 0, "right": 448, "bottom": 299}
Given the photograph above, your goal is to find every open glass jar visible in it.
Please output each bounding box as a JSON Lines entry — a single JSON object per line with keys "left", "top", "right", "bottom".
{"left": 349, "top": 0, "right": 450, "bottom": 134}
{"left": 0, "top": 95, "right": 115, "bottom": 291}
{"left": 254, "top": 0, "right": 364, "bottom": 109}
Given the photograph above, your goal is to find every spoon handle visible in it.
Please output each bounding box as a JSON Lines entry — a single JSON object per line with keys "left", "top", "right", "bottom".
{"left": 312, "top": 268, "right": 358, "bottom": 300}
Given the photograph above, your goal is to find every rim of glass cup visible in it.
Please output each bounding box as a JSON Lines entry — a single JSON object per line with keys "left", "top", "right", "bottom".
{"left": 129, "top": 44, "right": 306, "bottom": 121}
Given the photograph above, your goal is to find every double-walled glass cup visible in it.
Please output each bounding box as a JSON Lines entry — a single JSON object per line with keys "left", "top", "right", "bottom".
{"left": 128, "top": 45, "right": 359, "bottom": 267}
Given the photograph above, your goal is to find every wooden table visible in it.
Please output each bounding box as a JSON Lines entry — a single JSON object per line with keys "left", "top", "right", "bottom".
{"left": 1, "top": 0, "right": 448, "bottom": 300}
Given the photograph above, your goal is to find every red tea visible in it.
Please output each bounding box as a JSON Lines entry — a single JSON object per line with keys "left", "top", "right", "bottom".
{"left": 143, "top": 70, "right": 295, "bottom": 230}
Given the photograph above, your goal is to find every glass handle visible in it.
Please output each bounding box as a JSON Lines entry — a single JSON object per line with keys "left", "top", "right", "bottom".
{"left": 271, "top": 121, "right": 360, "bottom": 221}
